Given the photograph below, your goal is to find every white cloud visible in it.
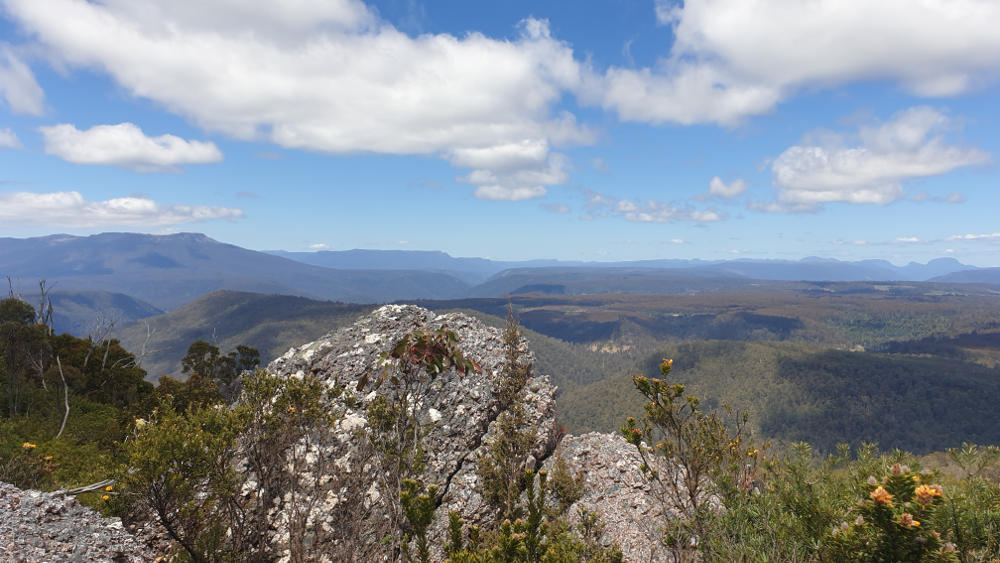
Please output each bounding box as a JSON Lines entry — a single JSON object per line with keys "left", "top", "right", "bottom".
{"left": 913, "top": 190, "right": 966, "bottom": 203}
{"left": 894, "top": 236, "right": 920, "bottom": 243}
{"left": 3, "top": 0, "right": 587, "bottom": 197}
{"left": 585, "top": 190, "right": 721, "bottom": 223}
{"left": 0, "top": 45, "right": 44, "bottom": 115}
{"left": 448, "top": 140, "right": 550, "bottom": 172}
{"left": 308, "top": 243, "right": 330, "bottom": 250}
{"left": 39, "top": 122, "right": 223, "bottom": 171}
{"left": 0, "top": 191, "right": 244, "bottom": 227}
{"left": 0, "top": 128, "right": 21, "bottom": 149}
{"left": 707, "top": 176, "right": 747, "bottom": 198}
{"left": 767, "top": 107, "right": 988, "bottom": 208}
{"left": 593, "top": 0, "right": 1000, "bottom": 125}
{"left": 540, "top": 202, "right": 569, "bottom": 214}
{"left": 461, "top": 152, "right": 570, "bottom": 201}
{"left": 946, "top": 233, "right": 1000, "bottom": 242}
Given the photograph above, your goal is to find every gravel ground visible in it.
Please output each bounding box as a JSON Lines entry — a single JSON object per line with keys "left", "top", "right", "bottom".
{"left": 0, "top": 481, "right": 156, "bottom": 562}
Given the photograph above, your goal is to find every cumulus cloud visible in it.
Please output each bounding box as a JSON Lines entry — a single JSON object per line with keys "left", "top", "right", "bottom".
{"left": 707, "top": 176, "right": 747, "bottom": 198}
{"left": 592, "top": 0, "right": 1000, "bottom": 125}
{"left": 3, "top": 0, "right": 587, "bottom": 198}
{"left": 0, "top": 128, "right": 21, "bottom": 149}
{"left": 38, "top": 122, "right": 223, "bottom": 171}
{"left": 459, "top": 152, "right": 571, "bottom": 201}
{"left": 766, "top": 107, "right": 988, "bottom": 209}
{"left": 0, "top": 45, "right": 44, "bottom": 115}
{"left": 585, "top": 190, "right": 721, "bottom": 223}
{"left": 0, "top": 191, "right": 243, "bottom": 227}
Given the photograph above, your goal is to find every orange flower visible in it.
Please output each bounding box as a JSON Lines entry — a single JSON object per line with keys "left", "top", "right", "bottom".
{"left": 898, "top": 513, "right": 920, "bottom": 528}
{"left": 914, "top": 484, "right": 943, "bottom": 505}
{"left": 869, "top": 486, "right": 893, "bottom": 507}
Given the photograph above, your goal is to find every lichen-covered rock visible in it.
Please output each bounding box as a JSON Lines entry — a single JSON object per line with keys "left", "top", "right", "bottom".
{"left": 266, "top": 304, "right": 559, "bottom": 560}
{"left": 0, "top": 481, "right": 157, "bottom": 562}
{"left": 542, "top": 432, "right": 672, "bottom": 563}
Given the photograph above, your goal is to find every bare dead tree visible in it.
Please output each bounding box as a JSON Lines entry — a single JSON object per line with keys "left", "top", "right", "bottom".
{"left": 132, "top": 319, "right": 156, "bottom": 369}
{"left": 36, "top": 280, "right": 54, "bottom": 333}
{"left": 54, "top": 356, "right": 70, "bottom": 440}
{"left": 83, "top": 310, "right": 118, "bottom": 369}
{"left": 6, "top": 275, "right": 18, "bottom": 299}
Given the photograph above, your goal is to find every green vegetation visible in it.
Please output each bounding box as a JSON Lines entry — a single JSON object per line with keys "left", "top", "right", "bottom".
{"left": 115, "top": 290, "right": 371, "bottom": 380}
{"left": 0, "top": 295, "right": 154, "bottom": 498}
{"left": 621, "top": 363, "right": 1000, "bottom": 562}
{"left": 116, "top": 371, "right": 340, "bottom": 562}
{"left": 6, "top": 286, "right": 1000, "bottom": 561}
{"left": 622, "top": 358, "right": 762, "bottom": 560}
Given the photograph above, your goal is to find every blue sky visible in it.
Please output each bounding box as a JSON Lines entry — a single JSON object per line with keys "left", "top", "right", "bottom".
{"left": 0, "top": 0, "right": 998, "bottom": 264}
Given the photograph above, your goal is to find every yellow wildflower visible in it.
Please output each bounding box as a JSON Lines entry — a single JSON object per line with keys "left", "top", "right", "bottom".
{"left": 915, "top": 484, "right": 944, "bottom": 505}
{"left": 21, "top": 442, "right": 36, "bottom": 449}
{"left": 102, "top": 495, "right": 110, "bottom": 501}
{"left": 105, "top": 485, "right": 113, "bottom": 492}
{"left": 869, "top": 486, "right": 893, "bottom": 507}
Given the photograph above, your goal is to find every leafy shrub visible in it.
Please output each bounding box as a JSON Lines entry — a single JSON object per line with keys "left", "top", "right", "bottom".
{"left": 820, "top": 463, "right": 957, "bottom": 562}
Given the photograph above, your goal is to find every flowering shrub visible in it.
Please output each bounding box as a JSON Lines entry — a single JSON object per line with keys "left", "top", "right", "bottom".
{"left": 821, "top": 463, "right": 958, "bottom": 562}
{"left": 621, "top": 358, "right": 763, "bottom": 560}
{"left": 0, "top": 441, "right": 58, "bottom": 490}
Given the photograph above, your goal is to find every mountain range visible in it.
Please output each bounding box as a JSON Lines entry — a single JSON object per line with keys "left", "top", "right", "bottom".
{"left": 0, "top": 232, "right": 469, "bottom": 309}
{"left": 270, "top": 248, "right": 977, "bottom": 285}
{"left": 1, "top": 232, "right": 993, "bottom": 318}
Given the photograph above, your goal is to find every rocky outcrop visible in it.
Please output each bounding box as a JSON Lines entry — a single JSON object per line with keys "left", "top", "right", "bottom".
{"left": 0, "top": 481, "right": 157, "bottom": 562}
{"left": 542, "top": 432, "right": 672, "bottom": 562}
{"left": 266, "top": 304, "right": 559, "bottom": 559}
{"left": 2, "top": 305, "right": 674, "bottom": 562}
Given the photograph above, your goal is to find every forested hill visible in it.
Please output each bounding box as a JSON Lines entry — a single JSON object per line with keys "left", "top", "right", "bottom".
{"left": 107, "top": 286, "right": 1000, "bottom": 454}
{"left": 114, "top": 291, "right": 372, "bottom": 380}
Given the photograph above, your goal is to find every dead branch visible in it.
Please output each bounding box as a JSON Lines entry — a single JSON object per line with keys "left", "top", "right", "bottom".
{"left": 55, "top": 356, "right": 70, "bottom": 440}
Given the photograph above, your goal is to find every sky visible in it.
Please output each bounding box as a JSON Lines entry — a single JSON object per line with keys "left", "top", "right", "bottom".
{"left": 0, "top": 0, "right": 998, "bottom": 264}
